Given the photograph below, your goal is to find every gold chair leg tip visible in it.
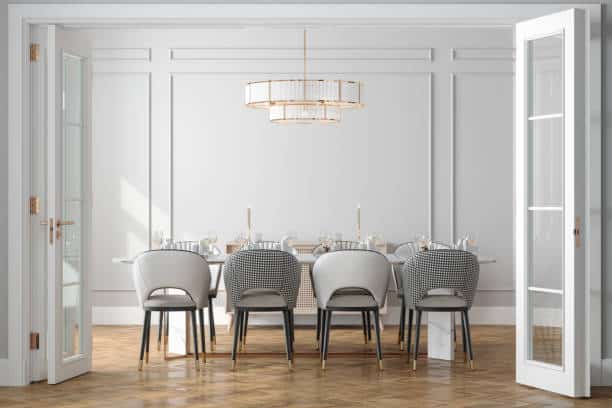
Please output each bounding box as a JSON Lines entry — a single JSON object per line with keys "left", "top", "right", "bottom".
{"left": 138, "top": 361, "right": 143, "bottom": 371}
{"left": 321, "top": 360, "right": 327, "bottom": 370}
{"left": 378, "top": 360, "right": 384, "bottom": 371}
{"left": 412, "top": 360, "right": 417, "bottom": 371}
{"left": 469, "top": 360, "right": 474, "bottom": 369}
{"left": 399, "top": 341, "right": 404, "bottom": 351}
{"left": 231, "top": 360, "right": 236, "bottom": 370}
{"left": 288, "top": 361, "right": 293, "bottom": 369}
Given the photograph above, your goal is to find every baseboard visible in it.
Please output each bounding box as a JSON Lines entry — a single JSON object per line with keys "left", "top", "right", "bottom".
{"left": 601, "top": 358, "right": 612, "bottom": 386}
{"left": 93, "top": 306, "right": 515, "bottom": 326}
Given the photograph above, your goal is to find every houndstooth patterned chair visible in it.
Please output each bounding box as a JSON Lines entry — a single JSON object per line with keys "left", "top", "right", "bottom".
{"left": 393, "top": 242, "right": 418, "bottom": 350}
{"left": 401, "top": 249, "right": 479, "bottom": 370}
{"left": 223, "top": 249, "right": 300, "bottom": 369}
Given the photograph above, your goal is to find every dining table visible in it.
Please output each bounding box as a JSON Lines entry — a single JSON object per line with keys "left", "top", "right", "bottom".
{"left": 112, "top": 252, "right": 495, "bottom": 361}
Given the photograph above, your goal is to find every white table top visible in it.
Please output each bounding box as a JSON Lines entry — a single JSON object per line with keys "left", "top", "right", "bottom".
{"left": 112, "top": 252, "right": 496, "bottom": 265}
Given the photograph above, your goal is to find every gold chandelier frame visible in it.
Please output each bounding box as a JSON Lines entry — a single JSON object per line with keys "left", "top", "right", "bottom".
{"left": 244, "top": 30, "right": 363, "bottom": 123}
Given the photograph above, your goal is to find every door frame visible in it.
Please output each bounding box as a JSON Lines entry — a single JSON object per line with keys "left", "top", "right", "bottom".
{"left": 5, "top": 2, "right": 602, "bottom": 386}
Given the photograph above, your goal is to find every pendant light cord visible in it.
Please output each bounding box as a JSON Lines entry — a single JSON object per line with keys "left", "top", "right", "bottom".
{"left": 303, "top": 29, "right": 307, "bottom": 100}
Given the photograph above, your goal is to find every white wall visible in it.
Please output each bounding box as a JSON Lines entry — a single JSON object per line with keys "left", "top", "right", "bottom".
{"left": 87, "top": 26, "right": 515, "bottom": 322}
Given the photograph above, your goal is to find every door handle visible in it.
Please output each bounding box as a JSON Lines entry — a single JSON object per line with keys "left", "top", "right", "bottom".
{"left": 41, "top": 217, "right": 54, "bottom": 245}
{"left": 55, "top": 219, "right": 75, "bottom": 240}
{"left": 574, "top": 217, "right": 581, "bottom": 248}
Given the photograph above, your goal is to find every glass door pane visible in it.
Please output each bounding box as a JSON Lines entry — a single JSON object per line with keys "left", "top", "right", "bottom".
{"left": 526, "top": 33, "right": 564, "bottom": 367}
{"left": 62, "top": 53, "right": 84, "bottom": 358}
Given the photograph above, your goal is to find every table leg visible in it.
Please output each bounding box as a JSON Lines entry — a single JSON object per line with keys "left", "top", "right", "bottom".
{"left": 427, "top": 311, "right": 455, "bottom": 361}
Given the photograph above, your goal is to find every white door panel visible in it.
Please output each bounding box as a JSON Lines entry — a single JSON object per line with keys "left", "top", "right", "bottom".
{"left": 46, "top": 24, "right": 92, "bottom": 384}
{"left": 515, "top": 9, "right": 588, "bottom": 397}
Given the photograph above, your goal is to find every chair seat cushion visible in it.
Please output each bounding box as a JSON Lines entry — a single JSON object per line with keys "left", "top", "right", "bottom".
{"left": 237, "top": 289, "right": 288, "bottom": 310}
{"left": 326, "top": 294, "right": 377, "bottom": 309}
{"left": 416, "top": 295, "right": 467, "bottom": 310}
{"left": 144, "top": 294, "right": 195, "bottom": 310}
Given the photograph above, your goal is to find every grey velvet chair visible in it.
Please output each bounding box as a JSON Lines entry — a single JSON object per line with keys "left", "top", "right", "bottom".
{"left": 132, "top": 249, "right": 211, "bottom": 371}
{"left": 311, "top": 240, "right": 373, "bottom": 348}
{"left": 157, "top": 260, "right": 222, "bottom": 353}
{"left": 393, "top": 242, "right": 418, "bottom": 350}
{"left": 224, "top": 249, "right": 300, "bottom": 369}
{"left": 313, "top": 249, "right": 390, "bottom": 370}
{"left": 401, "top": 249, "right": 479, "bottom": 370}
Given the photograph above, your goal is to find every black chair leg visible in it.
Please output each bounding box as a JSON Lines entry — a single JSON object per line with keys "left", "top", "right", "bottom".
{"left": 463, "top": 310, "right": 474, "bottom": 368}
{"left": 398, "top": 300, "right": 406, "bottom": 350}
{"left": 241, "top": 311, "right": 249, "bottom": 350}
{"left": 138, "top": 311, "right": 150, "bottom": 371}
{"left": 361, "top": 311, "right": 368, "bottom": 344}
{"left": 319, "top": 309, "right": 327, "bottom": 360}
{"left": 231, "top": 310, "right": 242, "bottom": 369}
{"left": 157, "top": 311, "right": 163, "bottom": 351}
{"left": 289, "top": 310, "right": 295, "bottom": 347}
{"left": 198, "top": 309, "right": 206, "bottom": 364}
{"left": 315, "top": 308, "right": 322, "bottom": 350}
{"left": 406, "top": 308, "right": 414, "bottom": 362}
{"left": 366, "top": 311, "right": 372, "bottom": 342}
{"left": 373, "top": 308, "right": 383, "bottom": 370}
{"left": 413, "top": 310, "right": 422, "bottom": 370}
{"left": 208, "top": 297, "right": 216, "bottom": 351}
{"left": 322, "top": 310, "right": 332, "bottom": 369}
{"left": 145, "top": 311, "right": 151, "bottom": 364}
{"left": 461, "top": 311, "right": 467, "bottom": 362}
{"left": 164, "top": 312, "right": 170, "bottom": 356}
{"left": 190, "top": 310, "right": 200, "bottom": 371}
{"left": 282, "top": 310, "right": 293, "bottom": 368}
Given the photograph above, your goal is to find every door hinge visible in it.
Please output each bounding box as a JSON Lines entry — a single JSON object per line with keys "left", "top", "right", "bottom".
{"left": 30, "top": 43, "right": 40, "bottom": 62}
{"left": 30, "top": 332, "right": 40, "bottom": 350}
{"left": 29, "top": 196, "right": 40, "bottom": 215}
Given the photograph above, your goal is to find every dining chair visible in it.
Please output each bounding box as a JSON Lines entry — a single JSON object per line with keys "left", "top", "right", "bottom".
{"left": 393, "top": 242, "right": 418, "bottom": 350}
{"left": 224, "top": 249, "right": 300, "bottom": 369}
{"left": 313, "top": 249, "right": 390, "bottom": 370}
{"left": 157, "top": 256, "right": 222, "bottom": 353}
{"left": 132, "top": 249, "right": 211, "bottom": 371}
{"left": 311, "top": 240, "right": 373, "bottom": 348}
{"left": 401, "top": 249, "right": 480, "bottom": 370}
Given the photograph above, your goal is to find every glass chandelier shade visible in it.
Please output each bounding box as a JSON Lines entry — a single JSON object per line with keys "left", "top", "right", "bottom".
{"left": 244, "top": 30, "right": 363, "bottom": 124}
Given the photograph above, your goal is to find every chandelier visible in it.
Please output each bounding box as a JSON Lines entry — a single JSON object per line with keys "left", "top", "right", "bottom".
{"left": 244, "top": 30, "right": 363, "bottom": 124}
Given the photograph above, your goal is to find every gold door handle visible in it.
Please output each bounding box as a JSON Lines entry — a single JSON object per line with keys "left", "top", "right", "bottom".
{"left": 574, "top": 216, "right": 581, "bottom": 248}
{"left": 41, "top": 218, "right": 54, "bottom": 244}
{"left": 56, "top": 219, "right": 75, "bottom": 240}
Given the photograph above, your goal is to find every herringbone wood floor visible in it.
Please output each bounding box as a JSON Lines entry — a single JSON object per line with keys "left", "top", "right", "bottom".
{"left": 1, "top": 324, "right": 611, "bottom": 407}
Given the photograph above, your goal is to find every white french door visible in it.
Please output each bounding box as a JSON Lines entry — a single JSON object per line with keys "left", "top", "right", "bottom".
{"left": 515, "top": 9, "right": 588, "bottom": 397}
{"left": 45, "top": 25, "right": 92, "bottom": 384}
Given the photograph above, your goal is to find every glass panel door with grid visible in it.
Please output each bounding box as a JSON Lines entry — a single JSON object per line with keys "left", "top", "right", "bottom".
{"left": 515, "top": 9, "right": 588, "bottom": 397}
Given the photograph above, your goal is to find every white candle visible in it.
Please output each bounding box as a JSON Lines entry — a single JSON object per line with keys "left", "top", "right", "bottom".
{"left": 247, "top": 206, "right": 252, "bottom": 241}
{"left": 357, "top": 204, "right": 361, "bottom": 241}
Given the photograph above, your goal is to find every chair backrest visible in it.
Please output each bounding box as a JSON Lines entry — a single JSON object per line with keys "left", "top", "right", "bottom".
{"left": 331, "top": 240, "right": 361, "bottom": 251}
{"left": 312, "top": 249, "right": 391, "bottom": 309}
{"left": 394, "top": 242, "right": 417, "bottom": 260}
{"left": 429, "top": 241, "right": 451, "bottom": 250}
{"left": 223, "top": 249, "right": 300, "bottom": 308}
{"left": 132, "top": 249, "right": 211, "bottom": 309}
{"left": 401, "top": 249, "right": 479, "bottom": 309}
{"left": 242, "top": 240, "right": 280, "bottom": 250}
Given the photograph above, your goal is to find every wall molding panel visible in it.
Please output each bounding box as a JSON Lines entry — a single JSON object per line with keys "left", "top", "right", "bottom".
{"left": 450, "top": 47, "right": 515, "bottom": 61}
{"left": 170, "top": 47, "right": 433, "bottom": 62}
{"left": 92, "top": 48, "right": 151, "bottom": 61}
